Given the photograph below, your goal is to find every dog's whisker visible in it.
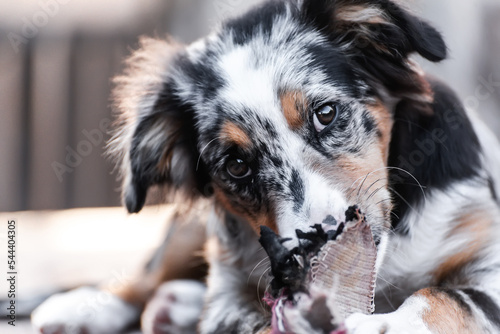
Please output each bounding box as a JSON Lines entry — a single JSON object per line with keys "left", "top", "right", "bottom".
{"left": 374, "top": 198, "right": 393, "bottom": 206}
{"left": 347, "top": 167, "right": 391, "bottom": 202}
{"left": 365, "top": 185, "right": 386, "bottom": 202}
{"left": 262, "top": 282, "right": 273, "bottom": 315}
{"left": 387, "top": 186, "right": 422, "bottom": 218}
{"left": 361, "top": 178, "right": 386, "bottom": 199}
{"left": 346, "top": 176, "right": 367, "bottom": 197}
{"left": 376, "top": 273, "right": 402, "bottom": 291}
{"left": 346, "top": 168, "right": 385, "bottom": 199}
{"left": 257, "top": 267, "right": 271, "bottom": 313}
{"left": 347, "top": 167, "right": 426, "bottom": 214}
{"left": 196, "top": 138, "right": 219, "bottom": 171}
{"left": 384, "top": 167, "right": 427, "bottom": 205}
{"left": 247, "top": 258, "right": 271, "bottom": 286}
{"left": 390, "top": 211, "right": 400, "bottom": 220}
{"left": 378, "top": 283, "right": 397, "bottom": 312}
{"left": 356, "top": 173, "right": 372, "bottom": 201}
{"left": 391, "top": 182, "right": 427, "bottom": 188}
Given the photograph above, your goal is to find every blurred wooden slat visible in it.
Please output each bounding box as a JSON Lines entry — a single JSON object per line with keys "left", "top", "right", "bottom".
{"left": 20, "top": 39, "right": 34, "bottom": 211}
{"left": 70, "top": 35, "right": 119, "bottom": 208}
{"left": 29, "top": 37, "right": 71, "bottom": 210}
{"left": 0, "top": 38, "right": 25, "bottom": 211}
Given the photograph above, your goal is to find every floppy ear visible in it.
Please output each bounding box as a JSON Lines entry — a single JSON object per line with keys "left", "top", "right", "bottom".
{"left": 301, "top": 0, "right": 447, "bottom": 106}
{"left": 109, "top": 37, "right": 209, "bottom": 213}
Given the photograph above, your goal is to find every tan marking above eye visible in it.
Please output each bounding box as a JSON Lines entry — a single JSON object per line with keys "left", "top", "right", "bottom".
{"left": 219, "top": 121, "right": 252, "bottom": 149}
{"left": 280, "top": 91, "right": 307, "bottom": 130}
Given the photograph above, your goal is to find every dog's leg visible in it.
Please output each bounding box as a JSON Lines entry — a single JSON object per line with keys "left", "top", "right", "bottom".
{"left": 112, "top": 208, "right": 208, "bottom": 308}
{"left": 141, "top": 280, "right": 206, "bottom": 334}
{"left": 344, "top": 180, "right": 500, "bottom": 334}
{"left": 346, "top": 224, "right": 500, "bottom": 333}
{"left": 32, "top": 206, "right": 208, "bottom": 334}
{"left": 345, "top": 216, "right": 500, "bottom": 334}
{"left": 117, "top": 210, "right": 208, "bottom": 334}
{"left": 346, "top": 282, "right": 500, "bottom": 334}
{"left": 199, "top": 214, "right": 272, "bottom": 334}
{"left": 31, "top": 286, "right": 141, "bottom": 334}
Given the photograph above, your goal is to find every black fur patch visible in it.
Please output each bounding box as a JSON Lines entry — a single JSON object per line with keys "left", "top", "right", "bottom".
{"left": 259, "top": 225, "right": 306, "bottom": 296}
{"left": 224, "top": 1, "right": 288, "bottom": 46}
{"left": 388, "top": 78, "right": 482, "bottom": 232}
{"left": 362, "top": 112, "right": 376, "bottom": 134}
{"left": 126, "top": 82, "right": 210, "bottom": 213}
{"left": 301, "top": 0, "right": 335, "bottom": 37}
{"left": 305, "top": 43, "right": 360, "bottom": 97}
{"left": 290, "top": 169, "right": 305, "bottom": 213}
{"left": 462, "top": 288, "right": 500, "bottom": 328}
{"left": 176, "top": 53, "right": 226, "bottom": 100}
{"left": 488, "top": 176, "right": 498, "bottom": 201}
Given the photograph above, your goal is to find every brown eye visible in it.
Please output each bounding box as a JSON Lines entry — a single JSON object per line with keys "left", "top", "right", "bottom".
{"left": 226, "top": 158, "right": 251, "bottom": 179}
{"left": 313, "top": 104, "right": 338, "bottom": 132}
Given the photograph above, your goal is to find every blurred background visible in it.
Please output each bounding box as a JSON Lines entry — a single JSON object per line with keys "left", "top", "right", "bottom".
{"left": 0, "top": 0, "right": 499, "bottom": 331}
{"left": 1, "top": 0, "right": 499, "bottom": 213}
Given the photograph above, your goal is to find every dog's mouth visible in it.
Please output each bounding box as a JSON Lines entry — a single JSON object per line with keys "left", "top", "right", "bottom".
{"left": 259, "top": 206, "right": 378, "bottom": 333}
{"left": 259, "top": 206, "right": 368, "bottom": 298}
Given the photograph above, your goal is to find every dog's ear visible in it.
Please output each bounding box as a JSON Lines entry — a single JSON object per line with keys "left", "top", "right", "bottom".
{"left": 301, "top": 0, "right": 447, "bottom": 60}
{"left": 301, "top": 0, "right": 447, "bottom": 104}
{"left": 109, "top": 37, "right": 208, "bottom": 213}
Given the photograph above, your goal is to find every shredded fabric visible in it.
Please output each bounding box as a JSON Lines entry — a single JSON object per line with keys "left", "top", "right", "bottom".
{"left": 259, "top": 206, "right": 377, "bottom": 334}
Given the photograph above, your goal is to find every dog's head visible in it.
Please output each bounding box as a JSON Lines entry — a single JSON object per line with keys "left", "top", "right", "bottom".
{"left": 110, "top": 0, "right": 447, "bottom": 250}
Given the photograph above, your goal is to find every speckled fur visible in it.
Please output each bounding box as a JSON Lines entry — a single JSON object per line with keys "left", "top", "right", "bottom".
{"left": 34, "top": 1, "right": 500, "bottom": 334}
{"left": 109, "top": 1, "right": 500, "bottom": 333}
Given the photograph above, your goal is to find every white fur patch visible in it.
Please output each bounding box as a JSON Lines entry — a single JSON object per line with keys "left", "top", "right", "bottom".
{"left": 31, "top": 286, "right": 139, "bottom": 334}
{"left": 376, "top": 179, "right": 500, "bottom": 310}
{"left": 141, "top": 280, "right": 206, "bottom": 334}
{"left": 468, "top": 108, "right": 500, "bottom": 202}
{"left": 278, "top": 170, "right": 349, "bottom": 244}
{"left": 345, "top": 295, "right": 431, "bottom": 334}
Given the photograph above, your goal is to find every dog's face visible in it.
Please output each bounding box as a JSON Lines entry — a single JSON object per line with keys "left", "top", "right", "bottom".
{"left": 192, "top": 31, "right": 394, "bottom": 243}
{"left": 111, "top": 0, "right": 446, "bottom": 251}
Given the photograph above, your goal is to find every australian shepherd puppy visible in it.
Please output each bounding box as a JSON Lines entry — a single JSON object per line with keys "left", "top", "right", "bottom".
{"left": 33, "top": 0, "right": 500, "bottom": 333}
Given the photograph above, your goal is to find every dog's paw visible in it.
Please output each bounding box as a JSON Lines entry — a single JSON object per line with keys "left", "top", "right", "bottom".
{"left": 141, "top": 280, "right": 206, "bottom": 334}
{"left": 31, "top": 286, "right": 140, "bottom": 334}
{"left": 345, "top": 312, "right": 432, "bottom": 334}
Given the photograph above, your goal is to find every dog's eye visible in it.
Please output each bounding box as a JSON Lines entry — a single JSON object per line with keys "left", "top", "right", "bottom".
{"left": 226, "top": 158, "right": 251, "bottom": 179}
{"left": 313, "top": 104, "right": 338, "bottom": 132}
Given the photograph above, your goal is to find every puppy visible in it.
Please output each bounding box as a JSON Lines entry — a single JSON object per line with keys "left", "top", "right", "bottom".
{"left": 33, "top": 0, "right": 500, "bottom": 333}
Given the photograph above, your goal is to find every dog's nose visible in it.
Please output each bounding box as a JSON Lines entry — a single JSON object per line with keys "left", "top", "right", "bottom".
{"left": 322, "top": 215, "right": 337, "bottom": 226}
{"left": 321, "top": 215, "right": 339, "bottom": 232}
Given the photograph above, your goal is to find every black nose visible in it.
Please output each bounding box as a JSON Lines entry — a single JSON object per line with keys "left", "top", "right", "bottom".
{"left": 322, "top": 215, "right": 337, "bottom": 226}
